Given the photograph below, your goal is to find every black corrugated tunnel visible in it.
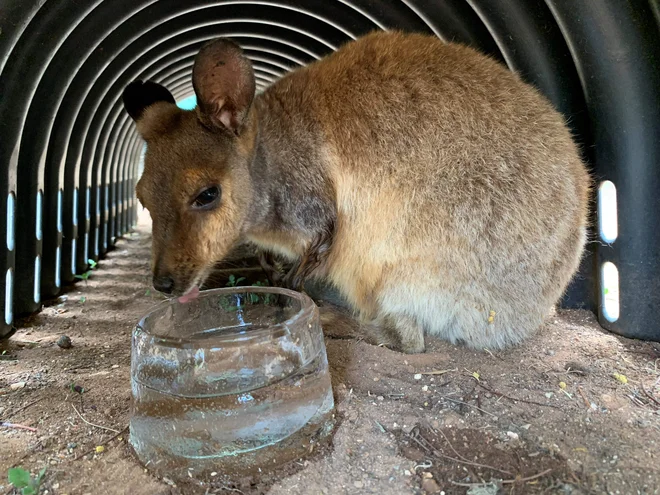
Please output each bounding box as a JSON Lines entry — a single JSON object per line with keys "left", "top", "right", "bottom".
{"left": 1, "top": 0, "right": 659, "bottom": 342}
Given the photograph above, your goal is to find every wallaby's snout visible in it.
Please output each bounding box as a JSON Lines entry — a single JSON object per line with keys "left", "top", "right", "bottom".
{"left": 152, "top": 269, "right": 174, "bottom": 295}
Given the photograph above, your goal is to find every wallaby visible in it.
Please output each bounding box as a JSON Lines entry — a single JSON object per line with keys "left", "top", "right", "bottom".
{"left": 123, "top": 31, "right": 591, "bottom": 353}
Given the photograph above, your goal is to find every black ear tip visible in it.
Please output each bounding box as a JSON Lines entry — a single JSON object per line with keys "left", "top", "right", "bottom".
{"left": 122, "top": 80, "right": 175, "bottom": 121}
{"left": 142, "top": 81, "right": 177, "bottom": 104}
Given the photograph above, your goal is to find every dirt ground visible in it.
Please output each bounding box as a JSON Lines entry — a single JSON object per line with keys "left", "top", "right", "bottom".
{"left": 2, "top": 215, "right": 660, "bottom": 495}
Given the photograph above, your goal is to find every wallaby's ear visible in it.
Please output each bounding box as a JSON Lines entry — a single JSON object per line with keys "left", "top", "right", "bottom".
{"left": 122, "top": 80, "right": 176, "bottom": 122}
{"left": 192, "top": 38, "right": 256, "bottom": 135}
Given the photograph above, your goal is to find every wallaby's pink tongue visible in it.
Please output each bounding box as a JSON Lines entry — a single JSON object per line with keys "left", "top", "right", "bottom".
{"left": 178, "top": 286, "right": 200, "bottom": 304}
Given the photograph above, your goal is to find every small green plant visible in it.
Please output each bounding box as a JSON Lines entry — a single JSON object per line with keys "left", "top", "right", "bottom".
{"left": 226, "top": 274, "right": 246, "bottom": 287}
{"left": 70, "top": 383, "right": 85, "bottom": 394}
{"left": 7, "top": 466, "right": 46, "bottom": 495}
{"left": 218, "top": 295, "right": 240, "bottom": 312}
{"left": 79, "top": 296, "right": 86, "bottom": 304}
{"left": 250, "top": 280, "right": 275, "bottom": 304}
{"left": 145, "top": 289, "right": 151, "bottom": 297}
{"left": 87, "top": 259, "right": 98, "bottom": 269}
{"left": 74, "top": 271, "right": 91, "bottom": 284}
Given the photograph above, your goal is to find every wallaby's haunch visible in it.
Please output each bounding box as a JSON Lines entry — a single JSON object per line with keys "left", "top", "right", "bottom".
{"left": 123, "top": 31, "right": 591, "bottom": 354}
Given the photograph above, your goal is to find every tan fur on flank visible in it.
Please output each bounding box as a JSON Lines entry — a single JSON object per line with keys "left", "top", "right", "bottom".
{"left": 124, "top": 31, "right": 591, "bottom": 353}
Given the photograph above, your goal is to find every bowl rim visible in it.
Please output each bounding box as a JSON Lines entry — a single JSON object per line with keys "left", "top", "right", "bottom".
{"left": 134, "top": 286, "right": 319, "bottom": 347}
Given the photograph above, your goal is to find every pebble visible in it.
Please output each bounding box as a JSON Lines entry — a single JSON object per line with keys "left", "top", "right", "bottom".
{"left": 10, "top": 381, "right": 26, "bottom": 390}
{"left": 404, "top": 469, "right": 412, "bottom": 476}
{"left": 111, "top": 364, "right": 119, "bottom": 369}
{"left": 422, "top": 478, "right": 441, "bottom": 493}
{"left": 422, "top": 385, "right": 429, "bottom": 392}
{"left": 353, "top": 481, "right": 364, "bottom": 488}
{"left": 506, "top": 431, "right": 519, "bottom": 441}
{"left": 57, "top": 335, "right": 72, "bottom": 349}
{"left": 67, "top": 442, "right": 77, "bottom": 449}
{"left": 414, "top": 374, "right": 422, "bottom": 380}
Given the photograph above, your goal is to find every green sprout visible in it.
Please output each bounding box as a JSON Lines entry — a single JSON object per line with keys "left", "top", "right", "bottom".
{"left": 226, "top": 274, "right": 246, "bottom": 287}
{"left": 7, "top": 466, "right": 47, "bottom": 495}
{"left": 74, "top": 271, "right": 92, "bottom": 284}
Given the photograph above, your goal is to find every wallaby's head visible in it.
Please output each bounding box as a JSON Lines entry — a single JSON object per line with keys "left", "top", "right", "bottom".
{"left": 123, "top": 39, "right": 258, "bottom": 296}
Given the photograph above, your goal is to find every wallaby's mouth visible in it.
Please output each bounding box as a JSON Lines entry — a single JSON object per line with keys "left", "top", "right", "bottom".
{"left": 173, "top": 266, "right": 214, "bottom": 301}
{"left": 178, "top": 286, "right": 200, "bottom": 304}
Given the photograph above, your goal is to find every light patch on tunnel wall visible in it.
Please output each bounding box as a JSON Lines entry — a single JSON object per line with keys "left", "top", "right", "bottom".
{"left": 86, "top": 186, "right": 91, "bottom": 222}
{"left": 601, "top": 261, "right": 620, "bottom": 322}
{"left": 6, "top": 192, "right": 15, "bottom": 252}
{"left": 36, "top": 190, "right": 43, "bottom": 241}
{"left": 57, "top": 189, "right": 63, "bottom": 233}
{"left": 71, "top": 238, "right": 77, "bottom": 275}
{"left": 72, "top": 187, "right": 78, "bottom": 226}
{"left": 34, "top": 255, "right": 41, "bottom": 304}
{"left": 598, "top": 180, "right": 618, "bottom": 243}
{"left": 55, "top": 247, "right": 61, "bottom": 288}
{"left": 5, "top": 269, "right": 13, "bottom": 325}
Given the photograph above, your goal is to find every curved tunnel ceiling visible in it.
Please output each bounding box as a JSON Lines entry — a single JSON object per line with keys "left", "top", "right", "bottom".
{"left": 1, "top": 0, "right": 659, "bottom": 343}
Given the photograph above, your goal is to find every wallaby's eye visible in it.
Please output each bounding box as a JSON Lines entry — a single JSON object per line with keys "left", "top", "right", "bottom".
{"left": 191, "top": 185, "right": 221, "bottom": 210}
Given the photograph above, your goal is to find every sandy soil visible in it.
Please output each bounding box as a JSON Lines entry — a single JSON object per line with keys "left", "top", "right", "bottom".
{"left": 1, "top": 217, "right": 659, "bottom": 495}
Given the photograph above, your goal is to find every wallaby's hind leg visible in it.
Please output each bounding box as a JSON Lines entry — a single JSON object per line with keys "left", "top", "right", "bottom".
{"left": 318, "top": 303, "right": 425, "bottom": 353}
{"left": 367, "top": 313, "right": 426, "bottom": 354}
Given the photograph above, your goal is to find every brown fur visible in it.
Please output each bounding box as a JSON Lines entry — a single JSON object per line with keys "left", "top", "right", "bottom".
{"left": 126, "top": 31, "right": 591, "bottom": 353}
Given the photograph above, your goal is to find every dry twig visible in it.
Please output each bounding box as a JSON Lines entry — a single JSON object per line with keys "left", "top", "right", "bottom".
{"left": 72, "top": 404, "right": 120, "bottom": 433}
{"left": 439, "top": 396, "right": 498, "bottom": 418}
{"left": 74, "top": 425, "right": 129, "bottom": 461}
{"left": 410, "top": 430, "right": 512, "bottom": 476}
{"left": 419, "top": 368, "right": 457, "bottom": 376}
{"left": 435, "top": 428, "right": 471, "bottom": 463}
{"left": 451, "top": 468, "right": 553, "bottom": 487}
{"left": 4, "top": 397, "right": 45, "bottom": 419}
{"left": 641, "top": 384, "right": 660, "bottom": 408}
{"left": 476, "top": 382, "right": 561, "bottom": 409}
{"left": 577, "top": 386, "right": 592, "bottom": 408}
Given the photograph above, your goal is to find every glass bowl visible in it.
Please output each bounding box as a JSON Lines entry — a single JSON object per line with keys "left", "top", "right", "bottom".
{"left": 129, "top": 287, "right": 335, "bottom": 480}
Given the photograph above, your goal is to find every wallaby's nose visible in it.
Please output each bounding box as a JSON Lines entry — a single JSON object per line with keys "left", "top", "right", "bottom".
{"left": 153, "top": 275, "right": 174, "bottom": 294}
